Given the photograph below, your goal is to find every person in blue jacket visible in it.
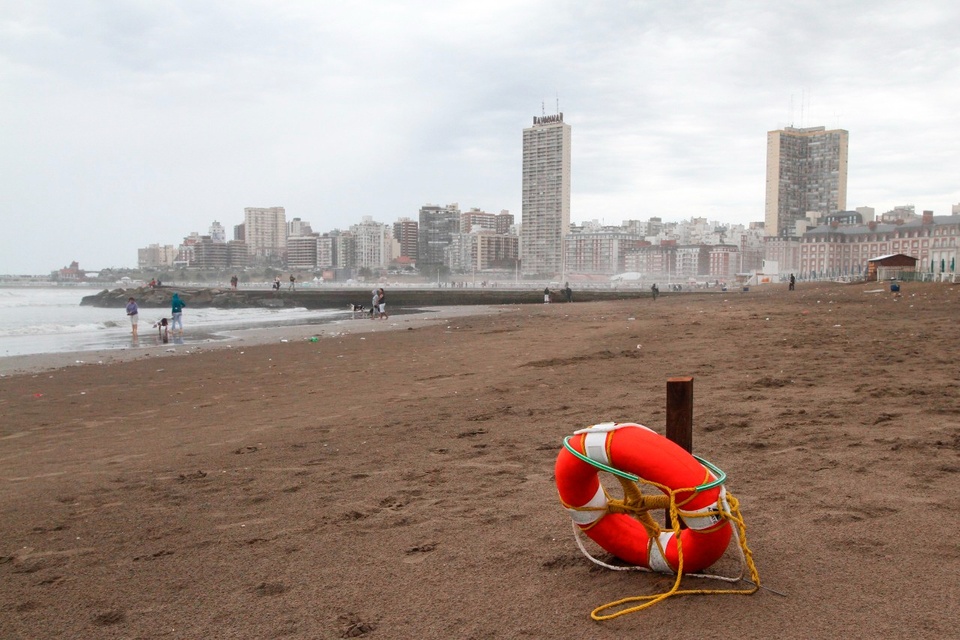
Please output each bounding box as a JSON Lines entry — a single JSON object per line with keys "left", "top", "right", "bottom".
{"left": 171, "top": 293, "right": 186, "bottom": 335}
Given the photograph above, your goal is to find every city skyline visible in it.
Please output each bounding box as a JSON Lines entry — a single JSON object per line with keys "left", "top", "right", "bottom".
{"left": 2, "top": 1, "right": 959, "bottom": 274}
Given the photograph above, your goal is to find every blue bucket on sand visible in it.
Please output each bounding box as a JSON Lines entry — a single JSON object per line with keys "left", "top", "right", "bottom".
{"left": 890, "top": 283, "right": 900, "bottom": 292}
{"left": 742, "top": 286, "right": 749, "bottom": 292}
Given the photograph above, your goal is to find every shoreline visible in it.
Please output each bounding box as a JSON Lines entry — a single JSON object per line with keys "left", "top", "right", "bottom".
{"left": 0, "top": 305, "right": 507, "bottom": 376}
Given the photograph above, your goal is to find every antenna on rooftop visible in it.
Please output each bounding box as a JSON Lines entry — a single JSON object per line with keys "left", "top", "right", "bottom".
{"left": 556, "top": 92, "right": 560, "bottom": 115}
{"left": 542, "top": 101, "right": 546, "bottom": 117}
{"left": 800, "top": 88, "right": 806, "bottom": 128}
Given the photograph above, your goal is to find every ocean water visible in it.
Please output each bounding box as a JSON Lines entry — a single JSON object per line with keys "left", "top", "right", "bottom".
{"left": 0, "top": 287, "right": 349, "bottom": 358}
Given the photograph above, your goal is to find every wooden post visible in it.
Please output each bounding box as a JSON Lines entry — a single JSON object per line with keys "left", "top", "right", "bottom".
{"left": 665, "top": 376, "right": 694, "bottom": 528}
{"left": 666, "top": 376, "right": 694, "bottom": 453}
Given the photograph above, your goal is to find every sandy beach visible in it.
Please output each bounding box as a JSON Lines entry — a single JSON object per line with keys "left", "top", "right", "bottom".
{"left": 1, "top": 282, "right": 958, "bottom": 639}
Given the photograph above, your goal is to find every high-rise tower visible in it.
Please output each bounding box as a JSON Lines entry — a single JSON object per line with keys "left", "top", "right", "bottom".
{"left": 244, "top": 206, "right": 287, "bottom": 261}
{"left": 418, "top": 203, "right": 461, "bottom": 268}
{"left": 521, "top": 113, "right": 571, "bottom": 277}
{"left": 765, "top": 126, "right": 848, "bottom": 237}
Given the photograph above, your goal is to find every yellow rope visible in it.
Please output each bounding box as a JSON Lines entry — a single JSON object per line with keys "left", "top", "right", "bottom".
{"left": 566, "top": 475, "right": 761, "bottom": 620}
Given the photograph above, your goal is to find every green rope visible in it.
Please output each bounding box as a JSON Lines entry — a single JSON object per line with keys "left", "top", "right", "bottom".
{"left": 561, "top": 435, "right": 727, "bottom": 491}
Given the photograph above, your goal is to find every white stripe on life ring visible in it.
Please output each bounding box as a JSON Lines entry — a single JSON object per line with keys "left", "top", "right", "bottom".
{"left": 679, "top": 486, "right": 725, "bottom": 531}
{"left": 583, "top": 431, "right": 610, "bottom": 466}
{"left": 573, "top": 422, "right": 656, "bottom": 436}
{"left": 567, "top": 484, "right": 607, "bottom": 525}
{"left": 647, "top": 531, "right": 675, "bottom": 574}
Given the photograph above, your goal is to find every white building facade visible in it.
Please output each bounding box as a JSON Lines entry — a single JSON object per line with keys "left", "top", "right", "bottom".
{"left": 521, "top": 113, "right": 571, "bottom": 277}
{"left": 244, "top": 206, "right": 287, "bottom": 262}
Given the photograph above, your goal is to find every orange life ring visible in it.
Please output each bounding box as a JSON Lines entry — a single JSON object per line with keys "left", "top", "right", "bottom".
{"left": 555, "top": 422, "right": 732, "bottom": 573}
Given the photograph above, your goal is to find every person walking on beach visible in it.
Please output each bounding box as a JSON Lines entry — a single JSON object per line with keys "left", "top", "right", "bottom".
{"left": 170, "top": 293, "right": 186, "bottom": 336}
{"left": 377, "top": 288, "right": 388, "bottom": 319}
{"left": 126, "top": 297, "right": 139, "bottom": 339}
{"left": 788, "top": 274, "right": 796, "bottom": 291}
{"left": 651, "top": 283, "right": 659, "bottom": 301}
{"left": 543, "top": 287, "right": 550, "bottom": 303}
{"left": 230, "top": 275, "right": 238, "bottom": 290}
{"left": 370, "top": 288, "right": 378, "bottom": 319}
{"left": 289, "top": 274, "right": 296, "bottom": 291}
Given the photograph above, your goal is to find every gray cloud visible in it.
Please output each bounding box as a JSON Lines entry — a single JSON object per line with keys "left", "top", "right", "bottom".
{"left": 1, "top": 0, "right": 958, "bottom": 273}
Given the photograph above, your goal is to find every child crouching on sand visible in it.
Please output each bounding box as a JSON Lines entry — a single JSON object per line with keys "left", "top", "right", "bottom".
{"left": 153, "top": 318, "right": 170, "bottom": 344}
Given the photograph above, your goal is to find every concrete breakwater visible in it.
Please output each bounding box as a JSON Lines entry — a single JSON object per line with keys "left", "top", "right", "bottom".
{"left": 80, "top": 286, "right": 659, "bottom": 309}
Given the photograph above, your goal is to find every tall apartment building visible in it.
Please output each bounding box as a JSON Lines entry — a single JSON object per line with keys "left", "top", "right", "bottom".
{"left": 209, "top": 221, "right": 226, "bottom": 243}
{"left": 461, "top": 208, "right": 514, "bottom": 234}
{"left": 765, "top": 126, "right": 848, "bottom": 238}
{"left": 193, "top": 236, "right": 228, "bottom": 270}
{"left": 447, "top": 231, "right": 519, "bottom": 273}
{"left": 317, "top": 235, "right": 336, "bottom": 269}
{"left": 521, "top": 113, "right": 571, "bottom": 277}
{"left": 393, "top": 218, "right": 419, "bottom": 262}
{"left": 138, "top": 244, "right": 178, "bottom": 268}
{"left": 226, "top": 241, "right": 249, "bottom": 268}
{"left": 335, "top": 232, "right": 358, "bottom": 269}
{"left": 287, "top": 235, "right": 320, "bottom": 270}
{"left": 244, "top": 206, "right": 287, "bottom": 262}
{"left": 418, "top": 203, "right": 461, "bottom": 267}
{"left": 351, "top": 217, "right": 393, "bottom": 269}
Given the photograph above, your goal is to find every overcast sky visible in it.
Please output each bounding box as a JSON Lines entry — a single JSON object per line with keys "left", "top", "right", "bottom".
{"left": 2, "top": 1, "right": 958, "bottom": 274}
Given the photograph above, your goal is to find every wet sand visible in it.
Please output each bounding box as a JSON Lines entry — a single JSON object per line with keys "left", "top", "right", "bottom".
{"left": 1, "top": 282, "right": 958, "bottom": 639}
{"left": 0, "top": 306, "right": 497, "bottom": 376}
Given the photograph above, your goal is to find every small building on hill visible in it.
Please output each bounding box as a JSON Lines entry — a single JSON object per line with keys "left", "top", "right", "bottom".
{"left": 866, "top": 254, "right": 918, "bottom": 281}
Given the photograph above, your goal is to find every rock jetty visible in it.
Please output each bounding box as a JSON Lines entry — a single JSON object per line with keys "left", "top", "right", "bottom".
{"left": 80, "top": 285, "right": 661, "bottom": 309}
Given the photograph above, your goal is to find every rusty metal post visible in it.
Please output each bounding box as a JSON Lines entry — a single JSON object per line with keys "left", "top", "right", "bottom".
{"left": 666, "top": 376, "right": 694, "bottom": 453}
{"left": 665, "top": 376, "right": 694, "bottom": 528}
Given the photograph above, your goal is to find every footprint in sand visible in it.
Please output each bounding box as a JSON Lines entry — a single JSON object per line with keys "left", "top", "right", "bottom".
{"left": 339, "top": 613, "right": 376, "bottom": 637}
{"left": 92, "top": 610, "right": 125, "bottom": 626}
{"left": 403, "top": 542, "right": 437, "bottom": 564}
